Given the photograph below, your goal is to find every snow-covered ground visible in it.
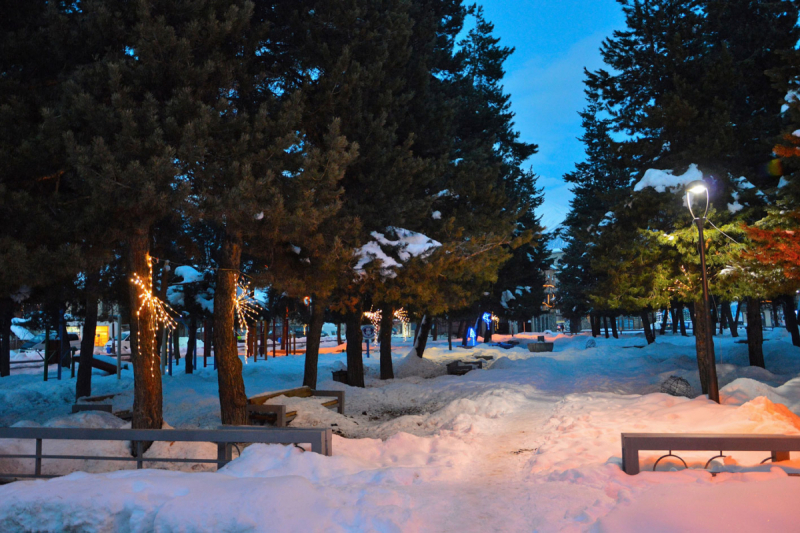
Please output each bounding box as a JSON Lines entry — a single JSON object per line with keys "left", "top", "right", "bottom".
{"left": 1, "top": 330, "right": 800, "bottom": 531}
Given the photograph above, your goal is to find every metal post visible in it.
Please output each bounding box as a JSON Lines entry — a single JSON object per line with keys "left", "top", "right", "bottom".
{"left": 117, "top": 314, "right": 122, "bottom": 379}
{"left": 168, "top": 332, "right": 173, "bottom": 376}
{"left": 203, "top": 320, "right": 208, "bottom": 368}
{"left": 43, "top": 319, "right": 50, "bottom": 382}
{"left": 136, "top": 441, "right": 143, "bottom": 469}
{"left": 161, "top": 328, "right": 167, "bottom": 375}
{"left": 366, "top": 339, "right": 370, "bottom": 358}
{"left": 57, "top": 311, "right": 63, "bottom": 381}
{"left": 272, "top": 318, "right": 276, "bottom": 358}
{"left": 696, "top": 218, "right": 720, "bottom": 403}
{"left": 35, "top": 438, "right": 42, "bottom": 477}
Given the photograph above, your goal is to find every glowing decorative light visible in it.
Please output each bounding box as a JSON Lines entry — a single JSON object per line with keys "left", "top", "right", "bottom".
{"left": 234, "top": 277, "right": 263, "bottom": 364}
{"left": 303, "top": 296, "right": 312, "bottom": 307}
{"left": 130, "top": 255, "right": 177, "bottom": 377}
{"left": 466, "top": 327, "right": 477, "bottom": 347}
{"left": 481, "top": 313, "right": 492, "bottom": 326}
{"left": 362, "top": 307, "right": 410, "bottom": 343}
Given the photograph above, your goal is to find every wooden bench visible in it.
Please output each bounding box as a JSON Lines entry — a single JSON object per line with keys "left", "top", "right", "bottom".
{"left": 621, "top": 433, "right": 800, "bottom": 475}
{"left": 0, "top": 426, "right": 333, "bottom": 480}
{"left": 247, "top": 386, "right": 344, "bottom": 427}
{"left": 446, "top": 360, "right": 483, "bottom": 376}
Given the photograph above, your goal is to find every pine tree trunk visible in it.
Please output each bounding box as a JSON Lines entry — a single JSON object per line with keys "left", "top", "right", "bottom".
{"left": 781, "top": 295, "right": 800, "bottom": 347}
{"left": 687, "top": 302, "right": 696, "bottom": 336}
{"left": 589, "top": 313, "right": 598, "bottom": 337}
{"left": 345, "top": 309, "right": 365, "bottom": 388}
{"left": 734, "top": 301, "right": 742, "bottom": 330}
{"left": 128, "top": 229, "right": 163, "bottom": 431}
{"left": 640, "top": 311, "right": 655, "bottom": 344}
{"left": 660, "top": 309, "right": 669, "bottom": 335}
{"left": 611, "top": 315, "right": 618, "bottom": 338}
{"left": 718, "top": 301, "right": 726, "bottom": 335}
{"left": 336, "top": 323, "right": 342, "bottom": 346}
{"left": 76, "top": 272, "right": 100, "bottom": 399}
{"left": 173, "top": 325, "right": 180, "bottom": 363}
{"left": 213, "top": 230, "right": 248, "bottom": 426}
{"left": 570, "top": 317, "right": 580, "bottom": 334}
{"left": 414, "top": 313, "right": 433, "bottom": 357}
{"left": 771, "top": 302, "right": 779, "bottom": 329}
{"left": 678, "top": 303, "right": 687, "bottom": 336}
{"left": 432, "top": 319, "right": 438, "bottom": 341}
{"left": 693, "top": 297, "right": 714, "bottom": 395}
{"left": 671, "top": 307, "right": 678, "bottom": 334}
{"left": 379, "top": 303, "right": 394, "bottom": 379}
{"left": 203, "top": 319, "right": 212, "bottom": 367}
{"left": 303, "top": 297, "right": 326, "bottom": 389}
{"left": 603, "top": 316, "right": 610, "bottom": 338}
{"left": 745, "top": 297, "right": 765, "bottom": 368}
{"left": 0, "top": 298, "right": 11, "bottom": 377}
{"left": 483, "top": 316, "right": 493, "bottom": 343}
{"left": 724, "top": 302, "right": 738, "bottom": 338}
{"left": 709, "top": 301, "right": 718, "bottom": 336}
{"left": 186, "top": 316, "right": 196, "bottom": 374}
{"left": 448, "top": 317, "right": 453, "bottom": 351}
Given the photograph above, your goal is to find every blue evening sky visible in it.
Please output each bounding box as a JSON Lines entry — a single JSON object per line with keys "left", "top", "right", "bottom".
{"left": 478, "top": 0, "right": 625, "bottom": 230}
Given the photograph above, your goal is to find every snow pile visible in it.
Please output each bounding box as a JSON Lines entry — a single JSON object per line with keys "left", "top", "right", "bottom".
{"left": 633, "top": 163, "right": 703, "bottom": 193}
{"left": 4, "top": 330, "right": 800, "bottom": 530}
{"left": 393, "top": 350, "right": 447, "bottom": 379}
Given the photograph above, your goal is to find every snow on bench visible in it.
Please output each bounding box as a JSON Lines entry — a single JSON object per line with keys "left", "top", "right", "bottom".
{"left": 247, "top": 386, "right": 344, "bottom": 427}
{"left": 0, "top": 426, "right": 333, "bottom": 481}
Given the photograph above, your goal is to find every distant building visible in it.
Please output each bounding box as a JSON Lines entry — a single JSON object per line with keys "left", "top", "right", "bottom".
{"left": 532, "top": 239, "right": 564, "bottom": 332}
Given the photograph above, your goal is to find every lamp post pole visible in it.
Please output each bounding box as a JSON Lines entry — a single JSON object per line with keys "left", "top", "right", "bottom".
{"left": 694, "top": 216, "right": 720, "bottom": 403}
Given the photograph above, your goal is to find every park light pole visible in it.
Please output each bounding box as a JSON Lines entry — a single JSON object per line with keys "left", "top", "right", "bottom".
{"left": 686, "top": 180, "right": 720, "bottom": 403}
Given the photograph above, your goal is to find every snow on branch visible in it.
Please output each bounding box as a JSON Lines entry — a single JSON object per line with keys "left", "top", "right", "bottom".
{"left": 354, "top": 227, "right": 442, "bottom": 278}
{"left": 633, "top": 164, "right": 703, "bottom": 193}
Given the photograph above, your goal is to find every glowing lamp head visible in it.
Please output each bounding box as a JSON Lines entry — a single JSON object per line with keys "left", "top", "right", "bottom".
{"left": 686, "top": 180, "right": 708, "bottom": 195}
{"left": 685, "top": 180, "right": 710, "bottom": 219}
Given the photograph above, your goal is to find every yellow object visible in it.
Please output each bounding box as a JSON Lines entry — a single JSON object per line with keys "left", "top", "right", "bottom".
{"left": 95, "top": 325, "right": 109, "bottom": 347}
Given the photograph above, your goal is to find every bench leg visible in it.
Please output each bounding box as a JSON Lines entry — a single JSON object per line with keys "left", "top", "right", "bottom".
{"left": 309, "top": 429, "right": 333, "bottom": 456}
{"left": 772, "top": 451, "right": 790, "bottom": 463}
{"left": 622, "top": 442, "right": 639, "bottom": 475}
{"left": 217, "top": 443, "right": 232, "bottom": 469}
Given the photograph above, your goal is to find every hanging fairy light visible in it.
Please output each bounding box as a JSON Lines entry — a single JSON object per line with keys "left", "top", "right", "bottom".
{"left": 234, "top": 277, "right": 263, "bottom": 363}
{"left": 362, "top": 307, "right": 410, "bottom": 343}
{"left": 130, "top": 255, "right": 178, "bottom": 377}
{"left": 363, "top": 309, "right": 381, "bottom": 342}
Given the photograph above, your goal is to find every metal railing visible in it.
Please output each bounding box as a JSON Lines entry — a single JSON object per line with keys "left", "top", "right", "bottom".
{"left": 0, "top": 426, "right": 332, "bottom": 481}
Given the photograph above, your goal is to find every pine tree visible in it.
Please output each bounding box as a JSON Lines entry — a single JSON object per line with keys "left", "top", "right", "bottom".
{"left": 559, "top": 98, "right": 632, "bottom": 333}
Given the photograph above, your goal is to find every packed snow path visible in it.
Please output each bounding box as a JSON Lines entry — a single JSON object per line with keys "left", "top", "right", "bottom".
{"left": 2, "top": 331, "right": 800, "bottom": 531}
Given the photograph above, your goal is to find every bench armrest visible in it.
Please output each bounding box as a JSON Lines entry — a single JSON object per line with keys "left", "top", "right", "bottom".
{"left": 247, "top": 404, "right": 288, "bottom": 427}
{"left": 312, "top": 390, "right": 345, "bottom": 415}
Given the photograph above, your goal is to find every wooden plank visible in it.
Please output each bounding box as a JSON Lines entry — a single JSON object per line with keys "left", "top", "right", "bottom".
{"left": 248, "top": 386, "right": 312, "bottom": 404}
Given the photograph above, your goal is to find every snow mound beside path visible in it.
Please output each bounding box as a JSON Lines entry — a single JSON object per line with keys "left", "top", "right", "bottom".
{"left": 394, "top": 350, "right": 447, "bottom": 379}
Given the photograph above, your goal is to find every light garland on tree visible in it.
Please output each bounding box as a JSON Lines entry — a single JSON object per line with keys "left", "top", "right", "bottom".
{"left": 234, "top": 277, "right": 263, "bottom": 363}
{"left": 131, "top": 255, "right": 177, "bottom": 377}
{"left": 362, "top": 307, "right": 410, "bottom": 342}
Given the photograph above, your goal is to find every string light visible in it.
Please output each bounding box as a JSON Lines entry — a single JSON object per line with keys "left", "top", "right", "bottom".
{"left": 362, "top": 308, "right": 410, "bottom": 343}
{"left": 234, "top": 277, "right": 263, "bottom": 364}
{"left": 130, "top": 255, "right": 178, "bottom": 377}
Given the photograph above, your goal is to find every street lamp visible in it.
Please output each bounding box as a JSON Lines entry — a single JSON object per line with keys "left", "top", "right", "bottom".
{"left": 685, "top": 179, "right": 720, "bottom": 403}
